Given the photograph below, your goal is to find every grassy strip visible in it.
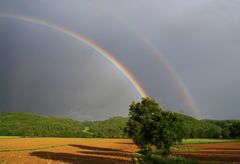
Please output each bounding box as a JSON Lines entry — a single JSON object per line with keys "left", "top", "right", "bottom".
{"left": 0, "top": 160, "right": 7, "bottom": 164}
{"left": 0, "top": 144, "right": 68, "bottom": 152}
{"left": 134, "top": 150, "right": 199, "bottom": 164}
{"left": 0, "top": 136, "right": 22, "bottom": 139}
{"left": 171, "top": 146, "right": 200, "bottom": 152}
{"left": 182, "top": 138, "right": 240, "bottom": 145}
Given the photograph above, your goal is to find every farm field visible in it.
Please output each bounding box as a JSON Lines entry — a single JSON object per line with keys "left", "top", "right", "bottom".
{"left": 173, "top": 142, "right": 240, "bottom": 163}
{"left": 0, "top": 138, "right": 138, "bottom": 164}
{"left": 1, "top": 138, "right": 240, "bottom": 163}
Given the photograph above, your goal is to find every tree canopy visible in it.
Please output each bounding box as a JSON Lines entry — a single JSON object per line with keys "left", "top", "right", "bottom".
{"left": 125, "top": 97, "right": 184, "bottom": 154}
{"left": 230, "top": 121, "right": 240, "bottom": 138}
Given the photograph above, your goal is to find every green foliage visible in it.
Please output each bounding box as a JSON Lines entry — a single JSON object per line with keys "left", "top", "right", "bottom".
{"left": 178, "top": 115, "right": 223, "bottom": 139}
{"left": 222, "top": 127, "right": 231, "bottom": 139}
{"left": 0, "top": 112, "right": 85, "bottom": 137}
{"left": 0, "top": 112, "right": 127, "bottom": 138}
{"left": 125, "top": 97, "right": 184, "bottom": 154}
{"left": 83, "top": 117, "right": 128, "bottom": 138}
{"left": 1, "top": 111, "right": 239, "bottom": 139}
{"left": 204, "top": 120, "right": 239, "bottom": 139}
{"left": 135, "top": 150, "right": 199, "bottom": 164}
{"left": 229, "top": 121, "right": 240, "bottom": 138}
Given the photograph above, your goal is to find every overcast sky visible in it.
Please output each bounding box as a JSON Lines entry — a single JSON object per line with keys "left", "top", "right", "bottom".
{"left": 0, "top": 0, "right": 240, "bottom": 120}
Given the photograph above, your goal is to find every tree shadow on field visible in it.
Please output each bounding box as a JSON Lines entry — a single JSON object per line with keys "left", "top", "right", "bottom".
{"left": 69, "top": 144, "right": 130, "bottom": 152}
{"left": 78, "top": 151, "right": 133, "bottom": 158}
{"left": 31, "top": 144, "right": 134, "bottom": 164}
{"left": 30, "top": 151, "right": 131, "bottom": 164}
{"left": 114, "top": 142, "right": 135, "bottom": 145}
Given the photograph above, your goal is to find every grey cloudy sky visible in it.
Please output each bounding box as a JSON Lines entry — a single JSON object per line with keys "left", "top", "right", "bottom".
{"left": 0, "top": 0, "right": 240, "bottom": 120}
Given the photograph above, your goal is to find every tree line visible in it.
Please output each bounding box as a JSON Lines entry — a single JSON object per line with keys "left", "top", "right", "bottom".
{"left": 0, "top": 112, "right": 127, "bottom": 138}
{"left": 0, "top": 109, "right": 239, "bottom": 139}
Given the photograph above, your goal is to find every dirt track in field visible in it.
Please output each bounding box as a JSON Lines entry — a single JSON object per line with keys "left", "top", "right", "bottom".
{"left": 172, "top": 142, "right": 240, "bottom": 163}
{"left": 0, "top": 138, "right": 138, "bottom": 164}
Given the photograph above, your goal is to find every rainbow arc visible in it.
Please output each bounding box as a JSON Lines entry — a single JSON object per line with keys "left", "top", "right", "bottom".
{"left": 0, "top": 12, "right": 147, "bottom": 98}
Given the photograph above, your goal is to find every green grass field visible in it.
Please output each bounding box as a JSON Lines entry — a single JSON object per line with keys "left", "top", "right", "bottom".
{"left": 182, "top": 138, "right": 239, "bottom": 144}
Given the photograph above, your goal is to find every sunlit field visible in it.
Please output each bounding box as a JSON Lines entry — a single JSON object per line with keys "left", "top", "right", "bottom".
{"left": 173, "top": 141, "right": 240, "bottom": 163}
{"left": 0, "top": 138, "right": 137, "bottom": 163}
{"left": 0, "top": 137, "right": 240, "bottom": 163}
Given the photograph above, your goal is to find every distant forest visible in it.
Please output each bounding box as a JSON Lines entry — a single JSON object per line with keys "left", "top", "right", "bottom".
{"left": 0, "top": 112, "right": 239, "bottom": 139}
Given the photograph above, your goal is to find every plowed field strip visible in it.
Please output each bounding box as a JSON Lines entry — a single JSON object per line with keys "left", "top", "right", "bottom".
{"left": 173, "top": 142, "right": 240, "bottom": 163}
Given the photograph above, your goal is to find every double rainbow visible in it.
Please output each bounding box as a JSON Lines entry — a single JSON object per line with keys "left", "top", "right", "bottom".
{"left": 0, "top": 12, "right": 147, "bottom": 98}
{"left": 0, "top": 12, "right": 199, "bottom": 118}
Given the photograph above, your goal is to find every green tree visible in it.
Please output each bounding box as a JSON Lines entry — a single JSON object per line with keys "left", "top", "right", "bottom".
{"left": 222, "top": 127, "right": 231, "bottom": 139}
{"left": 230, "top": 121, "right": 240, "bottom": 138}
{"left": 125, "top": 97, "right": 184, "bottom": 154}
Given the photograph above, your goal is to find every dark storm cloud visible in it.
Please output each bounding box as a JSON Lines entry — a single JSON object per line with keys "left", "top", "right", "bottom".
{"left": 1, "top": 0, "right": 240, "bottom": 119}
{"left": 0, "top": 18, "right": 137, "bottom": 120}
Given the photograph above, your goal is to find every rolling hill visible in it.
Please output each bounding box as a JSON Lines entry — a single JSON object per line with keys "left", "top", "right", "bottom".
{"left": 0, "top": 112, "right": 237, "bottom": 138}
